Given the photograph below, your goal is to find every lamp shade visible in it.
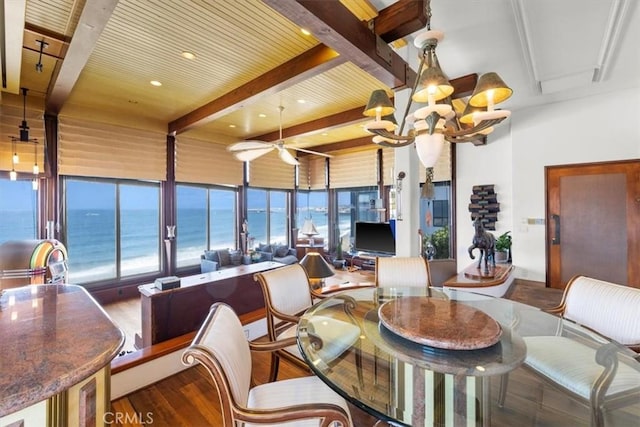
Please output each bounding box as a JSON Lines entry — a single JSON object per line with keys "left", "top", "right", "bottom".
{"left": 412, "top": 65, "right": 454, "bottom": 103}
{"left": 459, "top": 103, "right": 485, "bottom": 125}
{"left": 363, "top": 90, "right": 395, "bottom": 117}
{"left": 468, "top": 72, "right": 513, "bottom": 108}
{"left": 300, "top": 252, "right": 335, "bottom": 279}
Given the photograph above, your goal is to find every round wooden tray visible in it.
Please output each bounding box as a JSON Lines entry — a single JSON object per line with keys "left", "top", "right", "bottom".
{"left": 378, "top": 296, "right": 502, "bottom": 350}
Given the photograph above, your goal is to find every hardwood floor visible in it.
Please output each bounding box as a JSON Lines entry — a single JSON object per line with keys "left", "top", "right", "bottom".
{"left": 105, "top": 273, "right": 640, "bottom": 426}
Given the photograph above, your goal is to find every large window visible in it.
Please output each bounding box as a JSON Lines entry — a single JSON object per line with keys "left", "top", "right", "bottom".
{"left": 336, "top": 187, "right": 379, "bottom": 243}
{"left": 419, "top": 181, "right": 452, "bottom": 259}
{"left": 247, "top": 188, "right": 290, "bottom": 246}
{"left": 65, "top": 178, "right": 160, "bottom": 284}
{"left": 296, "top": 190, "right": 328, "bottom": 245}
{"left": 176, "top": 184, "right": 237, "bottom": 268}
{"left": 0, "top": 179, "right": 38, "bottom": 243}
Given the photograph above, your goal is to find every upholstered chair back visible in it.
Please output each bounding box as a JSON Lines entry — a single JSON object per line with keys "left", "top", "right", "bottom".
{"left": 562, "top": 276, "right": 640, "bottom": 346}
{"left": 256, "top": 263, "right": 313, "bottom": 317}
{"left": 375, "top": 256, "right": 432, "bottom": 288}
{"left": 187, "top": 304, "right": 252, "bottom": 407}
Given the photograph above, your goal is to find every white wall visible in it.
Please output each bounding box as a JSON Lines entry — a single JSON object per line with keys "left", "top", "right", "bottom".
{"left": 456, "top": 87, "right": 640, "bottom": 283}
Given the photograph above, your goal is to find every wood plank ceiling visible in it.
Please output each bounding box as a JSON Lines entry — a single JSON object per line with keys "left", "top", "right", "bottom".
{"left": 14, "top": 0, "right": 439, "bottom": 154}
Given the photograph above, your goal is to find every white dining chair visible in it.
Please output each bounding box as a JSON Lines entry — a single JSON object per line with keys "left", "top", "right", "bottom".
{"left": 375, "top": 256, "right": 432, "bottom": 288}
{"left": 183, "top": 303, "right": 353, "bottom": 426}
{"left": 254, "top": 263, "right": 362, "bottom": 382}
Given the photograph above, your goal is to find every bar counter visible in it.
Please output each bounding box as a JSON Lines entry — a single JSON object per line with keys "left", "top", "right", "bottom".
{"left": 0, "top": 284, "right": 124, "bottom": 424}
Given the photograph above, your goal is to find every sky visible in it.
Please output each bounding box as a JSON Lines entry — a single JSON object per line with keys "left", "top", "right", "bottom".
{"left": 1, "top": 179, "right": 329, "bottom": 211}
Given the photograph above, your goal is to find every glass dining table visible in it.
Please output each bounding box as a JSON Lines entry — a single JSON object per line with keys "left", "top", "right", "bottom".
{"left": 296, "top": 286, "right": 640, "bottom": 427}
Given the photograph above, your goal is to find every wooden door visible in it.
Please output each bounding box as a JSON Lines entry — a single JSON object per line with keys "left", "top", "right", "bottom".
{"left": 546, "top": 160, "right": 640, "bottom": 289}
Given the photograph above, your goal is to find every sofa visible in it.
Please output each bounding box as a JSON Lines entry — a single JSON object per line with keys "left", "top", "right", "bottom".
{"left": 255, "top": 243, "right": 298, "bottom": 265}
{"left": 200, "top": 249, "right": 244, "bottom": 273}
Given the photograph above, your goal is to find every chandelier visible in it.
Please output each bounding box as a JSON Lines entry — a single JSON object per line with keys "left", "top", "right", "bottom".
{"left": 362, "top": 0, "right": 512, "bottom": 169}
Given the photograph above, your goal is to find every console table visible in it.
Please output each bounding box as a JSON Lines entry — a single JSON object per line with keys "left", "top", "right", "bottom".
{"left": 443, "top": 263, "right": 515, "bottom": 297}
{"left": 135, "top": 261, "right": 284, "bottom": 348}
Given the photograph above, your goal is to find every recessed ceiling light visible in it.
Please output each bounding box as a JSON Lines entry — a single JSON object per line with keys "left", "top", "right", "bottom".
{"left": 301, "top": 28, "right": 311, "bottom": 36}
{"left": 181, "top": 51, "right": 196, "bottom": 60}
{"left": 297, "top": 99, "right": 306, "bottom": 104}
{"left": 258, "top": 113, "right": 267, "bottom": 118}
{"left": 229, "top": 124, "right": 236, "bottom": 128}
{"left": 150, "top": 80, "right": 162, "bottom": 87}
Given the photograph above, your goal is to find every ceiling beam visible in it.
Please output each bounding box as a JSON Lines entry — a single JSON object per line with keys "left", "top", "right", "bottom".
{"left": 298, "top": 136, "right": 374, "bottom": 155}
{"left": 252, "top": 74, "right": 477, "bottom": 143}
{"left": 263, "top": 0, "right": 416, "bottom": 90}
{"left": 23, "top": 23, "right": 70, "bottom": 61}
{"left": 168, "top": 44, "right": 344, "bottom": 135}
{"left": 2, "top": 0, "right": 26, "bottom": 93}
{"left": 249, "top": 104, "right": 369, "bottom": 142}
{"left": 374, "top": 0, "right": 428, "bottom": 43}
{"left": 46, "top": 0, "right": 119, "bottom": 114}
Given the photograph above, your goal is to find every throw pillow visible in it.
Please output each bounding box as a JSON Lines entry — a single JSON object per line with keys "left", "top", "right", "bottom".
{"left": 229, "top": 250, "right": 242, "bottom": 266}
{"left": 274, "top": 245, "right": 289, "bottom": 257}
{"left": 217, "top": 249, "right": 231, "bottom": 267}
{"left": 258, "top": 243, "right": 272, "bottom": 253}
{"left": 204, "top": 250, "right": 219, "bottom": 262}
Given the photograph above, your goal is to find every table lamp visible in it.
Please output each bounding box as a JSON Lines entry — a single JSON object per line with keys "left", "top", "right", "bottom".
{"left": 300, "top": 252, "right": 334, "bottom": 290}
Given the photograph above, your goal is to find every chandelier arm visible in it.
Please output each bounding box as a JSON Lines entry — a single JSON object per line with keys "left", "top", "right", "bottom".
{"left": 397, "top": 49, "right": 429, "bottom": 136}
{"left": 368, "top": 128, "right": 415, "bottom": 147}
{"left": 443, "top": 117, "right": 506, "bottom": 138}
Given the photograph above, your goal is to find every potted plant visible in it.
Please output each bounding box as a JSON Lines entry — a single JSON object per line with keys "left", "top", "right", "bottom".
{"left": 494, "top": 231, "right": 512, "bottom": 263}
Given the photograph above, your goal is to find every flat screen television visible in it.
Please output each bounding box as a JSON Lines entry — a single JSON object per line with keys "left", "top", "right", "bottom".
{"left": 354, "top": 221, "right": 396, "bottom": 256}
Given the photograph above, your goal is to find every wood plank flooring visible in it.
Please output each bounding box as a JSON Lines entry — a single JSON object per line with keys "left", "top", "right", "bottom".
{"left": 105, "top": 274, "right": 640, "bottom": 426}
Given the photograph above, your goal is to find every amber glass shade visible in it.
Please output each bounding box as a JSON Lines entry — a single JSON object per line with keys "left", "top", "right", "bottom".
{"left": 363, "top": 90, "right": 395, "bottom": 117}
{"left": 468, "top": 72, "right": 513, "bottom": 107}
{"left": 413, "top": 65, "right": 454, "bottom": 103}
{"left": 459, "top": 103, "right": 485, "bottom": 125}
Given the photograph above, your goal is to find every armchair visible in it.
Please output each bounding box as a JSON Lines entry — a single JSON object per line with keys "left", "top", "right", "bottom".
{"left": 254, "top": 263, "right": 361, "bottom": 382}
{"left": 498, "top": 276, "right": 640, "bottom": 427}
{"left": 182, "top": 303, "right": 352, "bottom": 426}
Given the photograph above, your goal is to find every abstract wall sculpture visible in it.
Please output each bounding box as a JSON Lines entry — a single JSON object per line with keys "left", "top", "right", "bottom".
{"left": 469, "top": 185, "right": 499, "bottom": 230}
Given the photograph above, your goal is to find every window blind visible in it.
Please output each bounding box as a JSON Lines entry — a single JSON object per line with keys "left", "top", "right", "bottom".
{"left": 329, "top": 147, "right": 378, "bottom": 188}
{"left": 248, "top": 150, "right": 296, "bottom": 189}
{"left": 58, "top": 117, "right": 166, "bottom": 180}
{"left": 381, "top": 147, "right": 395, "bottom": 186}
{"left": 176, "top": 136, "right": 242, "bottom": 185}
{"left": 298, "top": 156, "right": 327, "bottom": 190}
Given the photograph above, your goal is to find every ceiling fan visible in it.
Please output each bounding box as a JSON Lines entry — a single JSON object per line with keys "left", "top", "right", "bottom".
{"left": 227, "top": 105, "right": 331, "bottom": 165}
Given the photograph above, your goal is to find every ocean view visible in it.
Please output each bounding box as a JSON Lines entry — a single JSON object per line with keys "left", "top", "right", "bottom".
{"left": 0, "top": 207, "right": 351, "bottom": 284}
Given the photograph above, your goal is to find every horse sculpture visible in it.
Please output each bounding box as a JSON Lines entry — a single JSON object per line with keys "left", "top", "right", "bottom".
{"left": 468, "top": 217, "right": 496, "bottom": 274}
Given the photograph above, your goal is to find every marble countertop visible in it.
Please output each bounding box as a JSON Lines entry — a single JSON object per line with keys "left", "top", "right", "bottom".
{"left": 0, "top": 284, "right": 124, "bottom": 417}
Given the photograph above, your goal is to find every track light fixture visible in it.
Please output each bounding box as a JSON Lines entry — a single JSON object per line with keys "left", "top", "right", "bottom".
{"left": 35, "top": 39, "right": 49, "bottom": 73}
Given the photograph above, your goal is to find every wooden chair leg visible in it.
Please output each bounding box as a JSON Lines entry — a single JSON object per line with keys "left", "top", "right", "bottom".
{"left": 268, "top": 352, "right": 280, "bottom": 382}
